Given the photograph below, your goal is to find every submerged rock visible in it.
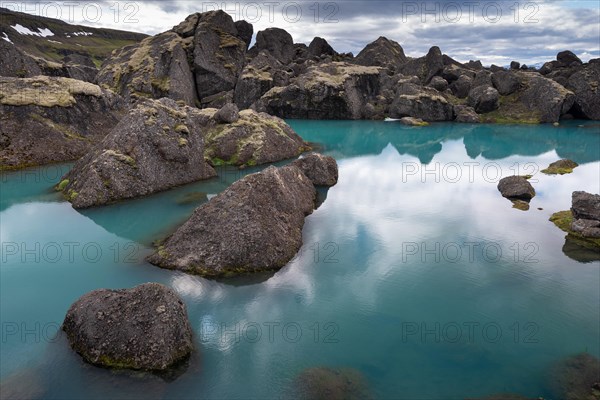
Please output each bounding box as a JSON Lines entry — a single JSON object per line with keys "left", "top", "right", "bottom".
{"left": 541, "top": 159, "right": 579, "bottom": 175}
{"left": 203, "top": 109, "right": 310, "bottom": 167}
{"left": 292, "top": 367, "right": 372, "bottom": 400}
{"left": 547, "top": 353, "right": 600, "bottom": 400}
{"left": 147, "top": 156, "right": 338, "bottom": 277}
{"left": 0, "top": 76, "right": 125, "bottom": 170}
{"left": 400, "top": 117, "right": 429, "bottom": 126}
{"left": 497, "top": 176, "right": 536, "bottom": 202}
{"left": 62, "top": 283, "right": 193, "bottom": 371}
{"left": 59, "top": 98, "right": 217, "bottom": 208}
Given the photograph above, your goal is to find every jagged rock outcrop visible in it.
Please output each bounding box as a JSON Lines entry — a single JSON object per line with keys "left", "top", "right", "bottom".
{"left": 234, "top": 51, "right": 288, "bottom": 109}
{"left": 308, "top": 37, "right": 337, "bottom": 58}
{"left": 256, "top": 62, "right": 381, "bottom": 119}
{"left": 566, "top": 63, "right": 600, "bottom": 120}
{"left": 58, "top": 98, "right": 217, "bottom": 208}
{"left": 202, "top": 108, "right": 310, "bottom": 167}
{"left": 398, "top": 46, "right": 444, "bottom": 84}
{"left": 0, "top": 39, "right": 42, "bottom": 77}
{"left": 97, "top": 31, "right": 196, "bottom": 105}
{"left": 193, "top": 11, "right": 248, "bottom": 100}
{"left": 0, "top": 76, "right": 125, "bottom": 170}
{"left": 62, "top": 283, "right": 193, "bottom": 371}
{"left": 354, "top": 37, "right": 407, "bottom": 71}
{"left": 254, "top": 27, "right": 295, "bottom": 64}
{"left": 147, "top": 155, "right": 338, "bottom": 277}
{"left": 389, "top": 83, "right": 453, "bottom": 121}
{"left": 234, "top": 20, "right": 253, "bottom": 50}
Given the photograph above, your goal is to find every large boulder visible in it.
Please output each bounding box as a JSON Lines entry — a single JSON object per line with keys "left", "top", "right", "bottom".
{"left": 467, "top": 86, "right": 500, "bottom": 113}
{"left": 389, "top": 83, "right": 453, "bottom": 121}
{"left": 449, "top": 75, "right": 473, "bottom": 98}
{"left": 193, "top": 11, "right": 248, "bottom": 100}
{"left": 308, "top": 37, "right": 337, "bottom": 58}
{"left": 556, "top": 50, "right": 583, "bottom": 68}
{"left": 566, "top": 63, "right": 600, "bottom": 120}
{"left": 354, "top": 36, "right": 407, "bottom": 71}
{"left": 58, "top": 98, "right": 217, "bottom": 208}
{"left": 213, "top": 103, "right": 239, "bottom": 124}
{"left": 491, "top": 71, "right": 520, "bottom": 95}
{"left": 497, "top": 176, "right": 536, "bottom": 201}
{"left": 234, "top": 20, "right": 253, "bottom": 50}
{"left": 148, "top": 157, "right": 338, "bottom": 277}
{"left": 254, "top": 28, "right": 295, "bottom": 64}
{"left": 0, "top": 76, "right": 125, "bottom": 170}
{"left": 256, "top": 62, "right": 381, "bottom": 119}
{"left": 454, "top": 105, "right": 480, "bottom": 123}
{"left": 202, "top": 109, "right": 310, "bottom": 167}
{"left": 571, "top": 191, "right": 600, "bottom": 221}
{"left": 291, "top": 152, "right": 339, "bottom": 186}
{"left": 427, "top": 76, "right": 449, "bottom": 92}
{"left": 97, "top": 31, "right": 196, "bottom": 105}
{"left": 62, "top": 283, "right": 193, "bottom": 371}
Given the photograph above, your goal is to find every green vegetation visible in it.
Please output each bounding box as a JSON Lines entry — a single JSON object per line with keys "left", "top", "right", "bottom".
{"left": 542, "top": 160, "right": 579, "bottom": 175}
{"left": 57, "top": 179, "right": 69, "bottom": 191}
{"left": 550, "top": 211, "right": 600, "bottom": 249}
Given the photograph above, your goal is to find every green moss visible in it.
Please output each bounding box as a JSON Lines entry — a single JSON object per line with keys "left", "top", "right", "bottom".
{"left": 151, "top": 76, "right": 170, "bottom": 93}
{"left": 542, "top": 167, "right": 576, "bottom": 175}
{"left": 178, "top": 137, "right": 188, "bottom": 147}
{"left": 65, "top": 189, "right": 78, "bottom": 201}
{"left": 550, "top": 211, "right": 600, "bottom": 249}
{"left": 542, "top": 160, "right": 579, "bottom": 175}
{"left": 57, "top": 179, "right": 69, "bottom": 191}
{"left": 174, "top": 124, "right": 189, "bottom": 134}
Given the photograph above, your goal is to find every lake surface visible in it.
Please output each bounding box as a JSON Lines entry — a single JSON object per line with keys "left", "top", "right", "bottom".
{"left": 1, "top": 121, "right": 599, "bottom": 399}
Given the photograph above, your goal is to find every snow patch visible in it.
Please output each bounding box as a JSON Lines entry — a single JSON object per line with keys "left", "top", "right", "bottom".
{"left": 47, "top": 39, "right": 62, "bottom": 44}
{"left": 1, "top": 32, "right": 12, "bottom": 44}
{"left": 11, "top": 24, "right": 54, "bottom": 37}
{"left": 71, "top": 31, "right": 93, "bottom": 36}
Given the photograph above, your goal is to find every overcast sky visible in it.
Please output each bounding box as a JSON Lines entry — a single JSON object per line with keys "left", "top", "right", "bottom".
{"left": 4, "top": 0, "right": 600, "bottom": 65}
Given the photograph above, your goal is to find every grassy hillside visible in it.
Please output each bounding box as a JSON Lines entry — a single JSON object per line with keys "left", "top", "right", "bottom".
{"left": 0, "top": 7, "right": 147, "bottom": 67}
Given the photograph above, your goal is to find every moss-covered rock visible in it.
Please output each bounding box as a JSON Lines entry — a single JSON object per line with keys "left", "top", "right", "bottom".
{"left": 203, "top": 109, "right": 310, "bottom": 168}
{"left": 542, "top": 159, "right": 579, "bottom": 175}
{"left": 0, "top": 76, "right": 125, "bottom": 170}
{"left": 59, "top": 98, "right": 216, "bottom": 208}
{"left": 550, "top": 210, "right": 600, "bottom": 249}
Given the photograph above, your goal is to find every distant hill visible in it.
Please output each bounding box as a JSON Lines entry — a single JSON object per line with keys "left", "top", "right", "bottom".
{"left": 0, "top": 7, "right": 147, "bottom": 67}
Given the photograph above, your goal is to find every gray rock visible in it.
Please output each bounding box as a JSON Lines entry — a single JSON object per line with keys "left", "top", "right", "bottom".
{"left": 510, "top": 61, "right": 521, "bottom": 70}
{"left": 234, "top": 20, "right": 253, "bottom": 50}
{"left": 454, "top": 105, "right": 480, "bottom": 123}
{"left": 308, "top": 37, "right": 336, "bottom": 58}
{"left": 62, "top": 283, "right": 193, "bottom": 371}
{"left": 492, "top": 71, "right": 520, "bottom": 95}
{"left": 450, "top": 75, "right": 473, "bottom": 98}
{"left": 518, "top": 73, "right": 575, "bottom": 122}
{"left": 203, "top": 109, "right": 309, "bottom": 167}
{"left": 390, "top": 83, "right": 453, "bottom": 121}
{"left": 497, "top": 176, "right": 536, "bottom": 201}
{"left": 292, "top": 152, "right": 339, "bottom": 186}
{"left": 234, "top": 51, "right": 286, "bottom": 109}
{"left": 255, "top": 28, "right": 295, "bottom": 64}
{"left": 471, "top": 70, "right": 493, "bottom": 89}
{"left": 571, "top": 219, "right": 600, "bottom": 238}
{"left": 59, "top": 98, "right": 217, "bottom": 208}
{"left": 399, "top": 46, "right": 444, "bottom": 84}
{"left": 566, "top": 63, "right": 600, "bottom": 120}
{"left": 557, "top": 50, "right": 582, "bottom": 67}
{"left": 354, "top": 36, "right": 407, "bottom": 70}
{"left": 256, "top": 62, "right": 381, "bottom": 119}
{"left": 467, "top": 86, "right": 499, "bottom": 113}
{"left": 0, "top": 76, "right": 125, "bottom": 170}
{"left": 0, "top": 39, "right": 42, "bottom": 77}
{"left": 97, "top": 31, "right": 197, "bottom": 106}
{"left": 193, "top": 11, "right": 247, "bottom": 100}
{"left": 147, "top": 159, "right": 338, "bottom": 277}
{"left": 213, "top": 103, "right": 239, "bottom": 124}
{"left": 427, "top": 76, "right": 449, "bottom": 92}
{"left": 571, "top": 191, "right": 600, "bottom": 221}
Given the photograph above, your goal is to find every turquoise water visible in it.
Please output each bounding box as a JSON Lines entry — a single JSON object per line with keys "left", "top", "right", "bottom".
{"left": 1, "top": 121, "right": 599, "bottom": 399}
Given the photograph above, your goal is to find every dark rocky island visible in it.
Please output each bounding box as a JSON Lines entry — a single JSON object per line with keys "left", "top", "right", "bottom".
{"left": 62, "top": 283, "right": 194, "bottom": 371}
{"left": 551, "top": 191, "right": 600, "bottom": 250}
{"left": 148, "top": 153, "right": 338, "bottom": 277}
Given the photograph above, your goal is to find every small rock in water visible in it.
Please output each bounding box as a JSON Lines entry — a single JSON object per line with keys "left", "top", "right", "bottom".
{"left": 497, "top": 176, "right": 536, "bottom": 202}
